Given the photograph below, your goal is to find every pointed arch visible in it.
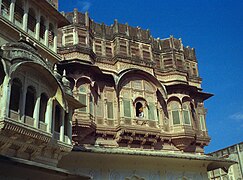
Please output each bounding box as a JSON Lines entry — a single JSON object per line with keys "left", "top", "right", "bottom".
{"left": 116, "top": 68, "right": 167, "bottom": 99}
{"left": 10, "top": 61, "right": 67, "bottom": 111}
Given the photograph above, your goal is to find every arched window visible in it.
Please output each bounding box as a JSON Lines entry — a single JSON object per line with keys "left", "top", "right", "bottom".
{"left": 27, "top": 8, "right": 36, "bottom": 32}
{"left": 40, "top": 16, "right": 45, "bottom": 39}
{"left": 14, "top": 0, "right": 24, "bottom": 23}
{"left": 169, "top": 101, "right": 181, "bottom": 125}
{"left": 9, "top": 78, "right": 22, "bottom": 112}
{"left": 48, "top": 23, "right": 55, "bottom": 46}
{"left": 54, "top": 105, "right": 61, "bottom": 133}
{"left": 39, "top": 93, "right": 48, "bottom": 122}
{"left": 182, "top": 103, "right": 191, "bottom": 125}
{"left": 25, "top": 86, "right": 36, "bottom": 117}
{"left": 1, "top": 0, "right": 10, "bottom": 16}
{"left": 78, "top": 85, "right": 87, "bottom": 112}
{"left": 135, "top": 101, "right": 144, "bottom": 118}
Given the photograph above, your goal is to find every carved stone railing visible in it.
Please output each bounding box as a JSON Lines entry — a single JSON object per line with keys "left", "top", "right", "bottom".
{"left": 120, "top": 117, "right": 158, "bottom": 128}
{"left": 53, "top": 131, "right": 60, "bottom": 140}
{"left": 39, "top": 121, "right": 47, "bottom": 131}
{"left": 9, "top": 110, "right": 20, "bottom": 121}
{"left": 25, "top": 116, "right": 34, "bottom": 126}
{"left": 1, "top": 10, "right": 9, "bottom": 19}
{"left": 64, "top": 135, "right": 70, "bottom": 144}
{"left": 169, "top": 124, "right": 193, "bottom": 133}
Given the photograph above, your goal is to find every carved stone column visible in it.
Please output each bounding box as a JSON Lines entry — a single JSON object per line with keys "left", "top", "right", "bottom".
{"left": 119, "top": 97, "right": 123, "bottom": 117}
{"left": 9, "top": 0, "right": 16, "bottom": 22}
{"left": 139, "top": 43, "right": 142, "bottom": 59}
{"left": 73, "top": 28, "right": 78, "bottom": 45}
{"left": 33, "top": 96, "right": 40, "bottom": 128}
{"left": 53, "top": 31, "right": 57, "bottom": 52}
{"left": 104, "top": 99, "right": 107, "bottom": 122}
{"left": 44, "top": 19, "right": 49, "bottom": 46}
{"left": 87, "top": 92, "right": 90, "bottom": 114}
{"left": 45, "top": 98, "right": 53, "bottom": 133}
{"left": 23, "top": 1, "right": 29, "bottom": 32}
{"left": 0, "top": 76, "right": 11, "bottom": 118}
{"left": 67, "top": 109, "right": 73, "bottom": 144}
{"left": 154, "top": 103, "right": 158, "bottom": 122}
{"left": 62, "top": 30, "right": 65, "bottom": 46}
{"left": 0, "top": 0, "right": 3, "bottom": 15}
{"left": 60, "top": 109, "right": 65, "bottom": 142}
{"left": 35, "top": 10, "right": 40, "bottom": 40}
{"left": 20, "top": 85, "right": 27, "bottom": 122}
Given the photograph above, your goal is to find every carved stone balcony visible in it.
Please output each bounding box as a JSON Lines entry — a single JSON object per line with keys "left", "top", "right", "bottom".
{"left": 0, "top": 116, "right": 72, "bottom": 166}
{"left": 72, "top": 112, "right": 96, "bottom": 145}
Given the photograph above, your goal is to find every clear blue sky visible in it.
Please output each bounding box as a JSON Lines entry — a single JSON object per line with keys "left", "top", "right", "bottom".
{"left": 59, "top": 0, "right": 243, "bottom": 153}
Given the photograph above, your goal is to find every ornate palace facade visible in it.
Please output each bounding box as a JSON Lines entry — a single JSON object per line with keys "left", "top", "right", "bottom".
{"left": 57, "top": 10, "right": 234, "bottom": 180}
{"left": 0, "top": 0, "right": 234, "bottom": 179}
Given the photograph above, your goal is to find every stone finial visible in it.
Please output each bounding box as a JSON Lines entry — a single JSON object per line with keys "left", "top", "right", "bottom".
{"left": 62, "top": 69, "right": 72, "bottom": 95}
{"left": 73, "top": 8, "right": 78, "bottom": 23}
{"left": 54, "top": 64, "right": 57, "bottom": 72}
{"left": 114, "top": 19, "right": 118, "bottom": 33}
{"left": 63, "top": 69, "right": 67, "bottom": 77}
{"left": 179, "top": 38, "right": 184, "bottom": 51}
{"left": 53, "top": 64, "right": 62, "bottom": 82}
{"left": 85, "top": 11, "right": 89, "bottom": 26}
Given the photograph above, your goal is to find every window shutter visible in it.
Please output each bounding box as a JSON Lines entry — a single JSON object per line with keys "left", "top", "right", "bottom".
{"left": 107, "top": 102, "right": 113, "bottom": 119}
{"left": 89, "top": 95, "right": 93, "bottom": 115}
{"left": 148, "top": 103, "right": 155, "bottom": 120}
{"left": 96, "top": 100, "right": 103, "bottom": 117}
{"left": 172, "top": 110, "right": 180, "bottom": 125}
{"left": 123, "top": 100, "right": 131, "bottom": 117}
{"left": 200, "top": 115, "right": 206, "bottom": 130}
{"left": 79, "top": 94, "right": 86, "bottom": 112}
{"left": 183, "top": 110, "right": 190, "bottom": 125}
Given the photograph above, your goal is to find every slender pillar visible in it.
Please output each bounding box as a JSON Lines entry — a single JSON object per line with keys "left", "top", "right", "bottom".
{"left": 20, "top": 86, "right": 27, "bottom": 122}
{"left": 62, "top": 30, "right": 65, "bottom": 46}
{"left": 87, "top": 93, "right": 90, "bottom": 114}
{"left": 73, "top": 28, "right": 78, "bottom": 45}
{"left": 67, "top": 109, "right": 73, "bottom": 144}
{"left": 53, "top": 32, "right": 57, "bottom": 52}
{"left": 44, "top": 19, "right": 49, "bottom": 46}
{"left": 104, "top": 99, "right": 107, "bottom": 120}
{"left": 33, "top": 96, "right": 40, "bottom": 128}
{"left": 85, "top": 32, "right": 89, "bottom": 47}
{"left": 60, "top": 109, "right": 65, "bottom": 142}
{"left": 119, "top": 97, "right": 123, "bottom": 118}
{"left": 0, "top": 0, "right": 3, "bottom": 15}
{"left": 35, "top": 11, "right": 40, "bottom": 40}
{"left": 45, "top": 98, "right": 53, "bottom": 133}
{"left": 0, "top": 76, "right": 11, "bottom": 118}
{"left": 22, "top": 1, "right": 29, "bottom": 32}
{"left": 139, "top": 43, "right": 142, "bottom": 59}
{"left": 9, "top": 0, "right": 16, "bottom": 22}
{"left": 154, "top": 103, "right": 158, "bottom": 121}
{"left": 237, "top": 144, "right": 243, "bottom": 178}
